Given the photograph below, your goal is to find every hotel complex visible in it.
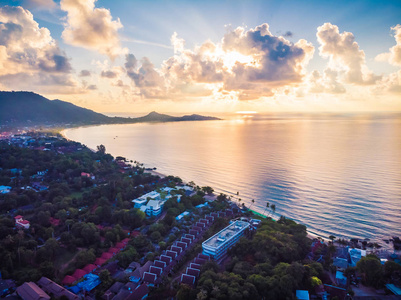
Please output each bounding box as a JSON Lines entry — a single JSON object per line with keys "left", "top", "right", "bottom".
{"left": 132, "top": 186, "right": 191, "bottom": 217}
{"left": 202, "top": 220, "right": 250, "bottom": 260}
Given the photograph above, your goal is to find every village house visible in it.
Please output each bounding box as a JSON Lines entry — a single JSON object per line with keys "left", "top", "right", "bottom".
{"left": 14, "top": 215, "right": 30, "bottom": 229}
{"left": 16, "top": 282, "right": 50, "bottom": 300}
{"left": 32, "top": 182, "right": 49, "bottom": 191}
{"left": 0, "top": 185, "right": 11, "bottom": 194}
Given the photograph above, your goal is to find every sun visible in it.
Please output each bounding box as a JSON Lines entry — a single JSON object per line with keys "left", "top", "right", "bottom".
{"left": 223, "top": 51, "right": 255, "bottom": 70}
{"left": 235, "top": 111, "right": 258, "bottom": 114}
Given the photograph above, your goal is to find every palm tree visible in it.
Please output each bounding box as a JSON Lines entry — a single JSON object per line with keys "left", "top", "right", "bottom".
{"left": 270, "top": 204, "right": 276, "bottom": 217}
{"left": 263, "top": 202, "right": 270, "bottom": 216}
{"left": 329, "top": 235, "right": 336, "bottom": 244}
{"left": 238, "top": 198, "right": 242, "bottom": 207}
{"left": 249, "top": 199, "right": 255, "bottom": 211}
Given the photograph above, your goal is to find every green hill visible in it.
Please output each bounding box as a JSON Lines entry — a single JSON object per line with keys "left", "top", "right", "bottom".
{"left": 0, "top": 91, "right": 220, "bottom": 126}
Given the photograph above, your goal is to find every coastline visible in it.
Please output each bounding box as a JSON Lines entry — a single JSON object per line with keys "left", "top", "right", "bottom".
{"left": 60, "top": 126, "right": 398, "bottom": 250}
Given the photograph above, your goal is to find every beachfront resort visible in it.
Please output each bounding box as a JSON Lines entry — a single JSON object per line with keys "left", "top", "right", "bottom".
{"left": 0, "top": 132, "right": 400, "bottom": 300}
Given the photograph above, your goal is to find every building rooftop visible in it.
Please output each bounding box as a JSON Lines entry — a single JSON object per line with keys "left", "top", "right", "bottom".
{"left": 146, "top": 200, "right": 161, "bottom": 210}
{"left": 176, "top": 211, "right": 190, "bottom": 220}
{"left": 16, "top": 282, "right": 50, "bottom": 300}
{"left": 296, "top": 290, "right": 310, "bottom": 300}
{"left": 203, "top": 220, "right": 250, "bottom": 249}
{"left": 132, "top": 191, "right": 161, "bottom": 203}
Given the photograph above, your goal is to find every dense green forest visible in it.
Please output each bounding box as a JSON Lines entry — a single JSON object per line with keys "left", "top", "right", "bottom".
{"left": 0, "top": 135, "right": 211, "bottom": 286}
{"left": 1, "top": 133, "right": 400, "bottom": 300}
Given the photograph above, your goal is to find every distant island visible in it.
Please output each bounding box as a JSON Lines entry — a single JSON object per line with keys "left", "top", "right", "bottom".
{"left": 0, "top": 91, "right": 220, "bottom": 127}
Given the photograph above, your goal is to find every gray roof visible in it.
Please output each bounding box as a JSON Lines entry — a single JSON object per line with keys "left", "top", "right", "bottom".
{"left": 16, "top": 282, "right": 50, "bottom": 300}
{"left": 333, "top": 257, "right": 348, "bottom": 269}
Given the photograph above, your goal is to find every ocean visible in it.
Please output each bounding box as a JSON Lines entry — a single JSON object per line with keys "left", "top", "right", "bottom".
{"left": 64, "top": 113, "right": 401, "bottom": 244}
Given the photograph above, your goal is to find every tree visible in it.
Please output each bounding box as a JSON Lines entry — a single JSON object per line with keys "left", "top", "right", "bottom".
{"left": 76, "top": 249, "right": 96, "bottom": 268}
{"left": 97, "top": 144, "right": 106, "bottom": 155}
{"left": 177, "top": 284, "right": 192, "bottom": 300}
{"left": 356, "top": 255, "right": 383, "bottom": 288}
{"left": 329, "top": 235, "right": 336, "bottom": 244}
{"left": 201, "top": 186, "right": 214, "bottom": 195}
{"left": 384, "top": 261, "right": 401, "bottom": 278}
{"left": 311, "top": 276, "right": 322, "bottom": 287}
{"left": 150, "top": 231, "right": 162, "bottom": 242}
{"left": 270, "top": 204, "right": 276, "bottom": 216}
{"left": 249, "top": 199, "right": 255, "bottom": 211}
{"left": 40, "top": 261, "right": 55, "bottom": 278}
{"left": 99, "top": 269, "right": 113, "bottom": 287}
{"left": 45, "top": 238, "right": 59, "bottom": 259}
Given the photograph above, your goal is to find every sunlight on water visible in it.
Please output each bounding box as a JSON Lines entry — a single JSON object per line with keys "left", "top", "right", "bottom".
{"left": 65, "top": 114, "right": 401, "bottom": 242}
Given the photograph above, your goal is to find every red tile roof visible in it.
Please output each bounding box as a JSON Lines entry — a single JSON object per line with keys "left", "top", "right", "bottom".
{"left": 115, "top": 242, "right": 125, "bottom": 249}
{"left": 108, "top": 247, "right": 120, "bottom": 254}
{"left": 62, "top": 275, "right": 76, "bottom": 286}
{"left": 14, "top": 215, "right": 23, "bottom": 219}
{"left": 49, "top": 217, "right": 60, "bottom": 226}
{"left": 72, "top": 269, "right": 87, "bottom": 280}
{"left": 130, "top": 231, "right": 140, "bottom": 237}
{"left": 101, "top": 252, "right": 113, "bottom": 260}
{"left": 94, "top": 257, "right": 107, "bottom": 266}
{"left": 83, "top": 264, "right": 96, "bottom": 273}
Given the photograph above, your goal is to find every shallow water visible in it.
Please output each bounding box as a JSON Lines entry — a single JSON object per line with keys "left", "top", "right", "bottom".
{"left": 64, "top": 113, "right": 401, "bottom": 243}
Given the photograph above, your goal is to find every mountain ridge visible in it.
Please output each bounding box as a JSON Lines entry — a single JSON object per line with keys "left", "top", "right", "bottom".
{"left": 0, "top": 91, "right": 220, "bottom": 126}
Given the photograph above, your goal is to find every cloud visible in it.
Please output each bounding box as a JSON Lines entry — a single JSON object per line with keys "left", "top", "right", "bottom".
{"left": 375, "top": 24, "right": 401, "bottom": 66}
{"left": 222, "top": 24, "right": 314, "bottom": 90}
{"left": 0, "top": 6, "right": 72, "bottom": 75}
{"left": 308, "top": 69, "right": 346, "bottom": 94}
{"left": 21, "top": 0, "right": 57, "bottom": 10}
{"left": 160, "top": 24, "right": 314, "bottom": 100}
{"left": 101, "top": 70, "right": 118, "bottom": 78}
{"left": 171, "top": 32, "right": 185, "bottom": 54}
{"left": 60, "top": 0, "right": 125, "bottom": 59}
{"left": 126, "top": 55, "right": 164, "bottom": 88}
{"left": 79, "top": 69, "right": 91, "bottom": 76}
{"left": 0, "top": 72, "right": 84, "bottom": 94}
{"left": 372, "top": 70, "right": 401, "bottom": 94}
{"left": 0, "top": 6, "right": 81, "bottom": 94}
{"left": 316, "top": 22, "right": 380, "bottom": 85}
{"left": 284, "top": 31, "right": 293, "bottom": 38}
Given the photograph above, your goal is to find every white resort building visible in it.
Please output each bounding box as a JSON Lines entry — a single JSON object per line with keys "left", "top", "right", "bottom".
{"left": 132, "top": 186, "right": 190, "bottom": 217}
{"left": 202, "top": 220, "right": 250, "bottom": 260}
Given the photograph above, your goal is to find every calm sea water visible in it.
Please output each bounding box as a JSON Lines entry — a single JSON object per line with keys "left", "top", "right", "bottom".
{"left": 64, "top": 114, "right": 401, "bottom": 243}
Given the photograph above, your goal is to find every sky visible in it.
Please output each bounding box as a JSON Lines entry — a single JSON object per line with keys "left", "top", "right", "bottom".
{"left": 0, "top": 0, "right": 401, "bottom": 115}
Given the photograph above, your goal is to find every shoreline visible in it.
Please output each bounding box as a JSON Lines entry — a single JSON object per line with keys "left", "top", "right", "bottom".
{"left": 60, "top": 127, "right": 398, "bottom": 251}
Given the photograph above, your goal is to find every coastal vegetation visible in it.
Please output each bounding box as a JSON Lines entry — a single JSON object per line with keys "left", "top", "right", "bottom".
{"left": 175, "top": 217, "right": 315, "bottom": 299}
{"left": 0, "top": 133, "right": 210, "bottom": 286}
{"left": 0, "top": 131, "right": 400, "bottom": 300}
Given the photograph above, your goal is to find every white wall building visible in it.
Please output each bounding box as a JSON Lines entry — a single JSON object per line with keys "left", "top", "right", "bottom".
{"left": 14, "top": 215, "right": 30, "bottom": 229}
{"left": 140, "top": 200, "right": 163, "bottom": 217}
{"left": 132, "top": 191, "right": 161, "bottom": 208}
{"left": 202, "top": 220, "right": 250, "bottom": 260}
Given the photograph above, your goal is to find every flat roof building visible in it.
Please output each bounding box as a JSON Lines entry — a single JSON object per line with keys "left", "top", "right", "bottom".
{"left": 132, "top": 191, "right": 161, "bottom": 208}
{"left": 202, "top": 220, "right": 250, "bottom": 261}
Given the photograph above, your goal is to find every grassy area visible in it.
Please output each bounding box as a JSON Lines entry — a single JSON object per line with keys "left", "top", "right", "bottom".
{"left": 70, "top": 187, "right": 91, "bottom": 199}
{"left": 250, "top": 209, "right": 267, "bottom": 219}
